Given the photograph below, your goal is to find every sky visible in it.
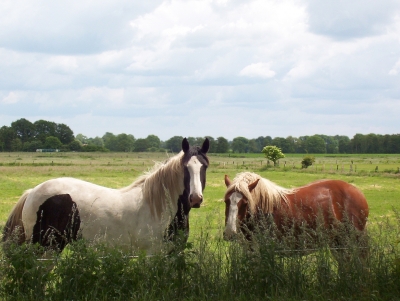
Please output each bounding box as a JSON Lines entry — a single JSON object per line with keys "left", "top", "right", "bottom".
{"left": 1, "top": 0, "right": 400, "bottom": 141}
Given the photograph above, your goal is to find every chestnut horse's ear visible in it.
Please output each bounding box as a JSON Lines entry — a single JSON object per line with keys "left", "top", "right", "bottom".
{"left": 224, "top": 175, "right": 232, "bottom": 187}
{"left": 248, "top": 179, "right": 260, "bottom": 192}
{"left": 201, "top": 137, "right": 210, "bottom": 154}
{"left": 182, "top": 138, "right": 190, "bottom": 153}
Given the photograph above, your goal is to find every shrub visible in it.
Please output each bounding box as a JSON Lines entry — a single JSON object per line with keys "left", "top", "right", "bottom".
{"left": 301, "top": 156, "right": 315, "bottom": 168}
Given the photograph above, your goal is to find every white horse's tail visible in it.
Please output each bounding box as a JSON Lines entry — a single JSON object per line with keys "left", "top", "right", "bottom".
{"left": 2, "top": 189, "right": 31, "bottom": 244}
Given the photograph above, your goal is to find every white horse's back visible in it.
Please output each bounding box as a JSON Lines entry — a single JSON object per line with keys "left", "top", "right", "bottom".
{"left": 21, "top": 177, "right": 160, "bottom": 250}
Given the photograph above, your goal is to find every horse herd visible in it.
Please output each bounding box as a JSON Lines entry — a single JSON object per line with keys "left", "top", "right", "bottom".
{"left": 2, "top": 138, "right": 369, "bottom": 259}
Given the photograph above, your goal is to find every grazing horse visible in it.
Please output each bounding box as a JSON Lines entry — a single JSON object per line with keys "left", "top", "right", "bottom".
{"left": 2, "top": 138, "right": 209, "bottom": 254}
{"left": 223, "top": 172, "right": 369, "bottom": 256}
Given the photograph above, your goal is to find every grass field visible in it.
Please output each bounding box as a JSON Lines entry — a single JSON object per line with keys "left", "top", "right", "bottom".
{"left": 0, "top": 151, "right": 399, "bottom": 300}
{"left": 1, "top": 151, "right": 399, "bottom": 227}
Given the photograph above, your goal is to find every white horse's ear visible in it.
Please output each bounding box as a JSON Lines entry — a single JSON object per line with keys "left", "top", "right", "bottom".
{"left": 248, "top": 179, "right": 260, "bottom": 192}
{"left": 201, "top": 138, "right": 210, "bottom": 153}
{"left": 224, "top": 175, "right": 232, "bottom": 187}
{"left": 182, "top": 138, "right": 190, "bottom": 153}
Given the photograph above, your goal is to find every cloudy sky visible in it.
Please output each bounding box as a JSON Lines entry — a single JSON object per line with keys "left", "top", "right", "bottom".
{"left": 1, "top": 0, "right": 400, "bottom": 141}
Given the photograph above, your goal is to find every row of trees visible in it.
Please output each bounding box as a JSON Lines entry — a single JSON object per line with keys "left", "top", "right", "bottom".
{"left": 74, "top": 134, "right": 229, "bottom": 153}
{"left": 0, "top": 119, "right": 75, "bottom": 152}
{"left": 1, "top": 118, "right": 400, "bottom": 154}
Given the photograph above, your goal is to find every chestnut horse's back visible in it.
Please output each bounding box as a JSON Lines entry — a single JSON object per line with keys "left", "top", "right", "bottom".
{"left": 332, "top": 180, "right": 369, "bottom": 231}
{"left": 298, "top": 180, "right": 369, "bottom": 231}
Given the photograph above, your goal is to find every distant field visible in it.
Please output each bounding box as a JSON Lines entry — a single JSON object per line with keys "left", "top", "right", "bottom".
{"left": 0, "top": 151, "right": 399, "bottom": 236}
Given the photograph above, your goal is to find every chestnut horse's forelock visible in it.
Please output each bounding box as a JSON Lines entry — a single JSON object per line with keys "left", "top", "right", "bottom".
{"left": 225, "top": 172, "right": 295, "bottom": 214}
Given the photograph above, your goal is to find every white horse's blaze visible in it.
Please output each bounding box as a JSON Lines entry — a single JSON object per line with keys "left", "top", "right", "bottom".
{"left": 224, "top": 192, "right": 242, "bottom": 237}
{"left": 187, "top": 156, "right": 204, "bottom": 205}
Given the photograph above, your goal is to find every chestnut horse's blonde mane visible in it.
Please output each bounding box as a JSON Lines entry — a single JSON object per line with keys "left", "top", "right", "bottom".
{"left": 120, "top": 151, "right": 184, "bottom": 218}
{"left": 226, "top": 172, "right": 295, "bottom": 214}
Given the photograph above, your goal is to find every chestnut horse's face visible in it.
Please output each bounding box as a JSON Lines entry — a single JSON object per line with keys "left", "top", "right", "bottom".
{"left": 223, "top": 190, "right": 249, "bottom": 240}
{"left": 223, "top": 175, "right": 260, "bottom": 240}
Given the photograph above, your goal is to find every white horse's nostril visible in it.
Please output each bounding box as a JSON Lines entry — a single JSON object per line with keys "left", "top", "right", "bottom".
{"left": 190, "top": 193, "right": 203, "bottom": 208}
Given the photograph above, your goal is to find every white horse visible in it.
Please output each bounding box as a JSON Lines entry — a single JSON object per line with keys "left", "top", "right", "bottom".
{"left": 2, "top": 138, "right": 210, "bottom": 254}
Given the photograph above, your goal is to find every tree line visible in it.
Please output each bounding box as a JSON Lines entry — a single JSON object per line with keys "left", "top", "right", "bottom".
{"left": 1, "top": 118, "right": 400, "bottom": 154}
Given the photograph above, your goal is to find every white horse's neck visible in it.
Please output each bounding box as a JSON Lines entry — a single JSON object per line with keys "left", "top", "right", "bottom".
{"left": 122, "top": 152, "right": 184, "bottom": 220}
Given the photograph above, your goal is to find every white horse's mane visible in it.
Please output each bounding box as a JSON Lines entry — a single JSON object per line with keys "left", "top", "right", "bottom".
{"left": 120, "top": 151, "right": 184, "bottom": 218}
{"left": 225, "top": 172, "right": 295, "bottom": 214}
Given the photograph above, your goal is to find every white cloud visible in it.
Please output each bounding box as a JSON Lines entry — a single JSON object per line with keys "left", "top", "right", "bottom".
{"left": 239, "top": 63, "right": 276, "bottom": 79}
{"left": 1, "top": 0, "right": 400, "bottom": 140}
{"left": 1, "top": 91, "right": 19, "bottom": 104}
{"left": 389, "top": 59, "right": 400, "bottom": 75}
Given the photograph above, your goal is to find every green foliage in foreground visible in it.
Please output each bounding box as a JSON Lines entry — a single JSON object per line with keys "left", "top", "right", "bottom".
{"left": 1, "top": 212, "right": 399, "bottom": 301}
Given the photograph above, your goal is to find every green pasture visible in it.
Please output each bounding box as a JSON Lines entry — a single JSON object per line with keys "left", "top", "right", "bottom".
{"left": 0, "top": 151, "right": 399, "bottom": 232}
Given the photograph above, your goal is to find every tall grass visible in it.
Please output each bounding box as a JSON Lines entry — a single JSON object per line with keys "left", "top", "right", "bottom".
{"left": 1, "top": 212, "right": 399, "bottom": 301}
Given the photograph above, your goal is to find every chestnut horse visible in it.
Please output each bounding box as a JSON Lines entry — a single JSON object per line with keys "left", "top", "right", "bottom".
{"left": 3, "top": 138, "right": 209, "bottom": 254}
{"left": 223, "top": 172, "right": 369, "bottom": 257}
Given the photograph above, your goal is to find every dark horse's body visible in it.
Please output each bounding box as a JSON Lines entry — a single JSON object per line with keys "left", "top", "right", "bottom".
{"left": 223, "top": 172, "right": 369, "bottom": 257}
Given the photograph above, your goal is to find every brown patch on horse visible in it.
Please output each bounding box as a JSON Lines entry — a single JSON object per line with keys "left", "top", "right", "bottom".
{"left": 32, "top": 194, "right": 81, "bottom": 251}
{"left": 2, "top": 189, "right": 31, "bottom": 244}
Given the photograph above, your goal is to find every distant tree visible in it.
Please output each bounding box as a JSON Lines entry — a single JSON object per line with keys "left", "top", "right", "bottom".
{"left": 11, "top": 138, "right": 23, "bottom": 151}
{"left": 0, "top": 126, "right": 16, "bottom": 151}
{"left": 318, "top": 135, "right": 338, "bottom": 154}
{"left": 186, "top": 137, "right": 197, "bottom": 146}
{"left": 55, "top": 123, "right": 74, "bottom": 144}
{"left": 248, "top": 139, "right": 259, "bottom": 153}
{"left": 88, "top": 136, "right": 104, "bottom": 147}
{"left": 284, "top": 136, "right": 296, "bottom": 153}
{"left": 296, "top": 136, "right": 309, "bottom": 153}
{"left": 44, "top": 136, "right": 63, "bottom": 149}
{"left": 351, "top": 134, "right": 367, "bottom": 154}
{"left": 272, "top": 137, "right": 294, "bottom": 153}
{"left": 11, "top": 118, "right": 35, "bottom": 143}
{"left": 68, "top": 140, "right": 82, "bottom": 151}
{"left": 165, "top": 136, "right": 184, "bottom": 152}
{"left": 103, "top": 132, "right": 118, "bottom": 151}
{"left": 255, "top": 136, "right": 272, "bottom": 151}
{"left": 146, "top": 135, "right": 161, "bottom": 149}
{"left": 116, "top": 134, "right": 135, "bottom": 152}
{"left": 216, "top": 137, "right": 229, "bottom": 153}
{"left": 366, "top": 133, "right": 381, "bottom": 153}
{"left": 205, "top": 136, "right": 216, "bottom": 153}
{"left": 231, "top": 137, "right": 249, "bottom": 153}
{"left": 262, "top": 145, "right": 285, "bottom": 166}
{"left": 337, "top": 135, "right": 351, "bottom": 153}
{"left": 383, "top": 134, "right": 400, "bottom": 154}
{"left": 34, "top": 120, "right": 57, "bottom": 143}
{"left": 23, "top": 140, "right": 43, "bottom": 152}
{"left": 75, "top": 134, "right": 89, "bottom": 144}
{"left": 134, "top": 138, "right": 150, "bottom": 152}
{"left": 305, "top": 135, "right": 326, "bottom": 153}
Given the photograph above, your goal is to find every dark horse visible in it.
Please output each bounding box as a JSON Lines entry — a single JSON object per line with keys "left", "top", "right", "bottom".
{"left": 223, "top": 172, "right": 369, "bottom": 260}
{"left": 165, "top": 138, "right": 210, "bottom": 245}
